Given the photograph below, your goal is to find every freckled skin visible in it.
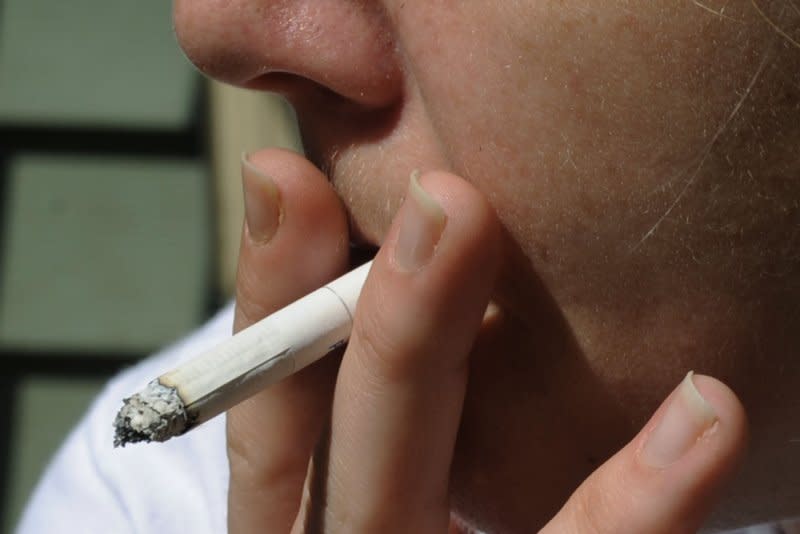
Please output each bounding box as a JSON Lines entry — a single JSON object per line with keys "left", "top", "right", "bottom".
{"left": 174, "top": 1, "right": 800, "bottom": 531}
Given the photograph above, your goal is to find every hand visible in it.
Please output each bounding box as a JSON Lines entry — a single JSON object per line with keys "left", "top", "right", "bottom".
{"left": 227, "top": 148, "right": 748, "bottom": 533}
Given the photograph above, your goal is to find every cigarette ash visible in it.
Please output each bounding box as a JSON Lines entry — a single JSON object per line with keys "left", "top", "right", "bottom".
{"left": 113, "top": 380, "right": 188, "bottom": 447}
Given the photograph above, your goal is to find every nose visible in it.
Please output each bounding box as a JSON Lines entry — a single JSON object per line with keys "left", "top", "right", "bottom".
{"left": 173, "top": 0, "right": 403, "bottom": 108}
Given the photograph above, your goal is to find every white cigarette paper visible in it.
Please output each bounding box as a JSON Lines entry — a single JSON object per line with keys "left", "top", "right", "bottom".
{"left": 114, "top": 260, "right": 372, "bottom": 447}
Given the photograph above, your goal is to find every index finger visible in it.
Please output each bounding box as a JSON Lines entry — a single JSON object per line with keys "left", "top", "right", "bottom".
{"left": 228, "top": 148, "right": 350, "bottom": 533}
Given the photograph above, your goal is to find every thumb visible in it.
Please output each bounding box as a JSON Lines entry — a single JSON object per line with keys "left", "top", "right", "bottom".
{"left": 541, "top": 372, "right": 748, "bottom": 534}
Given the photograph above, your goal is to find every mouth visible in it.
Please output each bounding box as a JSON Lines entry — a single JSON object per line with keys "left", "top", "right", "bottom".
{"left": 348, "top": 242, "right": 380, "bottom": 271}
{"left": 303, "top": 129, "right": 404, "bottom": 267}
{"left": 264, "top": 86, "right": 417, "bottom": 268}
{"left": 299, "top": 142, "right": 382, "bottom": 270}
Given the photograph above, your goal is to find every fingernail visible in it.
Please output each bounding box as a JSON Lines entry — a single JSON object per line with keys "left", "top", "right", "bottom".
{"left": 641, "top": 371, "right": 719, "bottom": 468}
{"left": 394, "top": 170, "right": 447, "bottom": 271}
{"left": 241, "top": 153, "right": 281, "bottom": 243}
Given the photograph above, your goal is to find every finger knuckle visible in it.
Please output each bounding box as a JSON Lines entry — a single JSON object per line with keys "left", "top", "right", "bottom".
{"left": 568, "top": 478, "right": 620, "bottom": 534}
{"left": 351, "top": 310, "right": 424, "bottom": 385}
{"left": 234, "top": 270, "right": 272, "bottom": 327}
{"left": 227, "top": 418, "right": 306, "bottom": 492}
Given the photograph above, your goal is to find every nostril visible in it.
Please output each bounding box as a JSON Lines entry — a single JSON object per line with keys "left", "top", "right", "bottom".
{"left": 245, "top": 71, "right": 401, "bottom": 111}
{"left": 244, "top": 72, "right": 329, "bottom": 100}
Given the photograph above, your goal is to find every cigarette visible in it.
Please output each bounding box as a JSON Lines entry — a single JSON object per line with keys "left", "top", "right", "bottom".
{"left": 113, "top": 260, "right": 372, "bottom": 447}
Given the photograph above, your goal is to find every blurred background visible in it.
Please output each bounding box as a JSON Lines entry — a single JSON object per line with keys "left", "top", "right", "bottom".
{"left": 0, "top": 1, "right": 300, "bottom": 531}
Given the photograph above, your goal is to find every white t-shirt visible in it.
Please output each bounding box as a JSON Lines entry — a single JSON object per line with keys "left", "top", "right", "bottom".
{"left": 16, "top": 305, "right": 233, "bottom": 534}
{"left": 15, "top": 304, "right": 789, "bottom": 533}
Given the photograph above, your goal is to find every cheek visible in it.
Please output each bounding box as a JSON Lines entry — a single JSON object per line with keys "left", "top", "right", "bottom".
{"left": 404, "top": 2, "right": 797, "bottom": 310}
{"left": 401, "top": 4, "right": 800, "bottom": 530}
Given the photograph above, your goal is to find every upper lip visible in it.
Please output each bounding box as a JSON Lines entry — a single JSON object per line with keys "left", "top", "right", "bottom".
{"left": 244, "top": 74, "right": 406, "bottom": 252}
{"left": 302, "top": 129, "right": 385, "bottom": 252}
{"left": 288, "top": 94, "right": 406, "bottom": 248}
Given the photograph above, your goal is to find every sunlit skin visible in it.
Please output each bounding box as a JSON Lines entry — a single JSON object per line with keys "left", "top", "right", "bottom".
{"left": 174, "top": 1, "right": 799, "bottom": 531}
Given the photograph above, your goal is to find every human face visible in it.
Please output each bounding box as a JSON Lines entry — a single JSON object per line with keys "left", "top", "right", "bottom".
{"left": 174, "top": 2, "right": 800, "bottom": 531}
